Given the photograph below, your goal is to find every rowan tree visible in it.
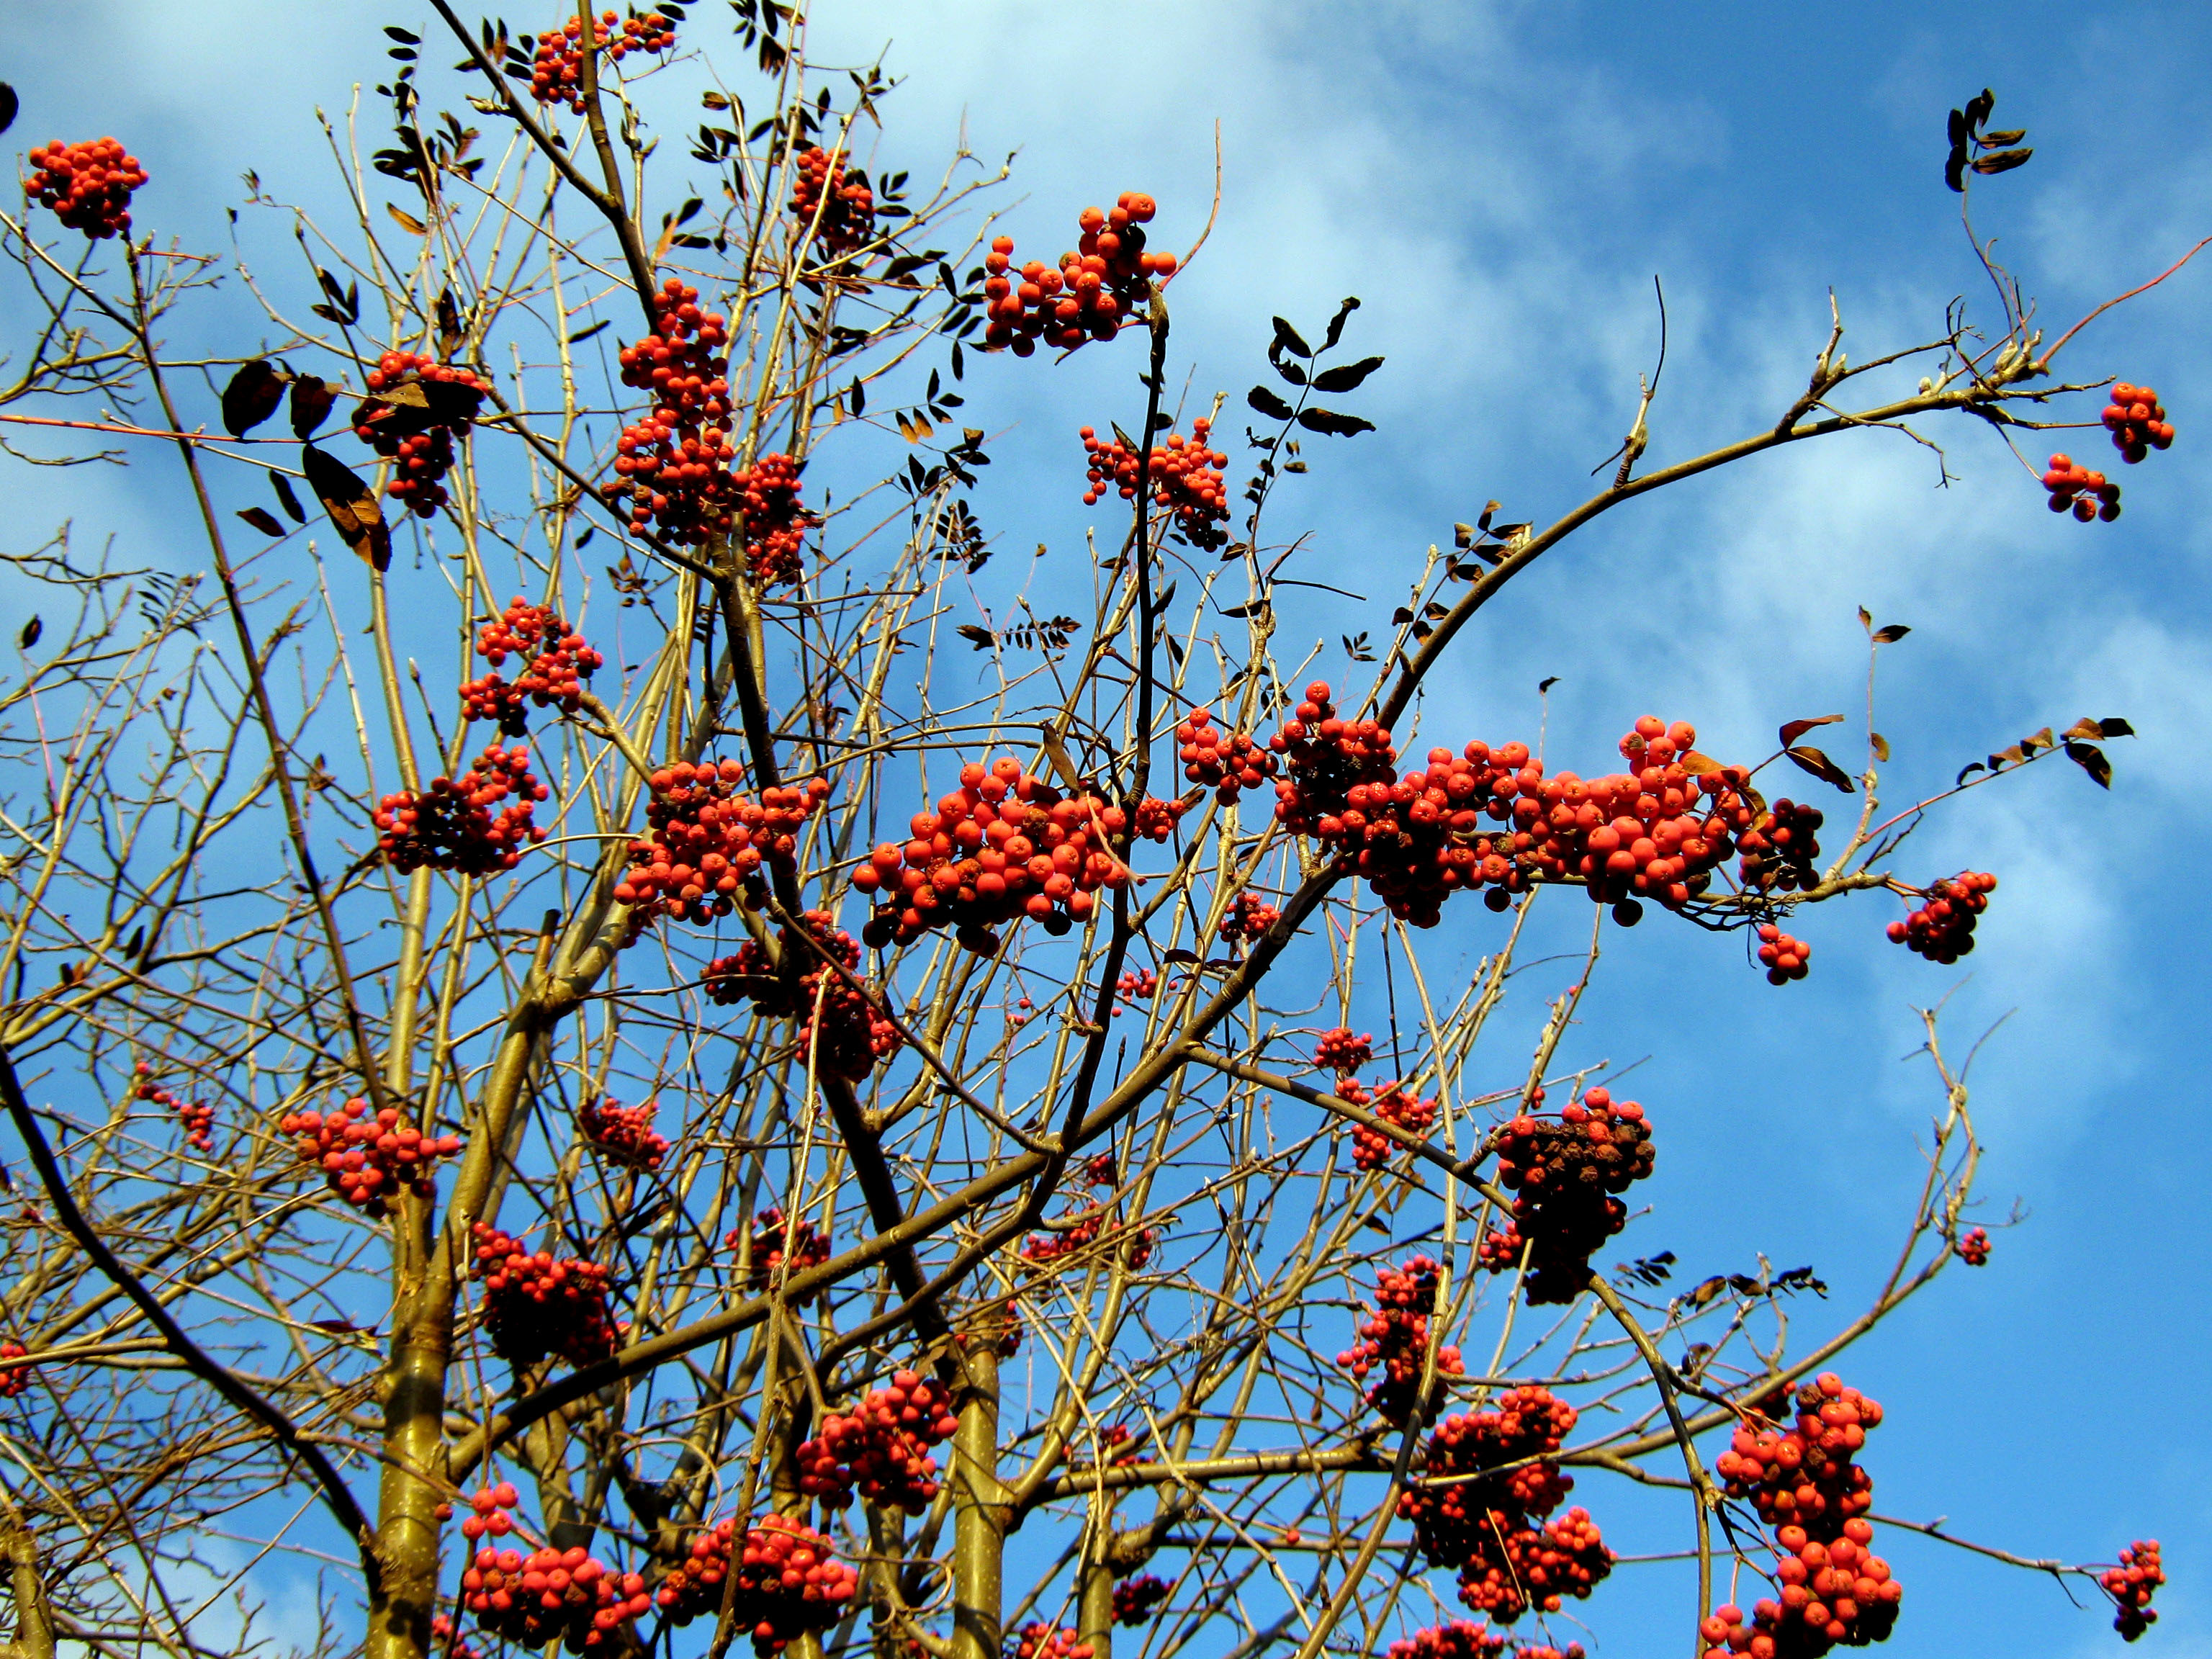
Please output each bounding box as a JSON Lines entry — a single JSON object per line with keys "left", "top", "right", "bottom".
{"left": 0, "top": 18, "right": 2185, "bottom": 1659}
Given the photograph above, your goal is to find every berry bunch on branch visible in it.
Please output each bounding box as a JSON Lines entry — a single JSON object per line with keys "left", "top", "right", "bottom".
{"left": 1079, "top": 418, "right": 1231, "bottom": 549}
{"left": 789, "top": 145, "right": 876, "bottom": 257}
{"left": 2101, "top": 383, "right": 2174, "bottom": 464}
{"left": 462, "top": 598, "right": 603, "bottom": 735}
{"left": 703, "top": 909, "right": 901, "bottom": 1079}
{"left": 577, "top": 1097, "right": 667, "bottom": 1170}
{"left": 1176, "top": 707, "right": 1278, "bottom": 803}
{"left": 278, "top": 1096, "right": 463, "bottom": 1216}
{"left": 793, "top": 1368, "right": 959, "bottom": 1511}
{"left": 469, "top": 1224, "right": 621, "bottom": 1371}
{"left": 23, "top": 138, "right": 146, "bottom": 238}
{"left": 2043, "top": 454, "right": 2122, "bottom": 522}
{"left": 1478, "top": 1088, "right": 1655, "bottom": 1304}
{"left": 461, "top": 1541, "right": 652, "bottom": 1655}
{"left": 528, "top": 9, "right": 676, "bottom": 110}
{"left": 654, "top": 1514, "right": 858, "bottom": 1653}
{"left": 133, "top": 1062, "right": 212, "bottom": 1153}
{"left": 1112, "top": 1575, "right": 1171, "bottom": 1627}
{"left": 615, "top": 764, "right": 829, "bottom": 925}
{"left": 349, "top": 351, "right": 487, "bottom": 516}
{"left": 374, "top": 745, "right": 549, "bottom": 876}
{"left": 2103, "top": 1540, "right": 2163, "bottom": 1641}
{"left": 1339, "top": 1076, "right": 1439, "bottom": 1171}
{"left": 1886, "top": 871, "right": 1997, "bottom": 963}
{"left": 983, "top": 193, "right": 1176, "bottom": 355}
{"left": 1335, "top": 1254, "right": 1465, "bottom": 1422}
{"left": 1386, "top": 1622, "right": 1506, "bottom": 1659}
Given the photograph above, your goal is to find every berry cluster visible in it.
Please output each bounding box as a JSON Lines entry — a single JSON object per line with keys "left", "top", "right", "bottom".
{"left": 655, "top": 1514, "right": 858, "bottom": 1654}
{"left": 1755, "top": 924, "right": 1812, "bottom": 986}
{"left": 1514, "top": 1645, "right": 1585, "bottom": 1659}
{"left": 1957, "top": 1226, "right": 1990, "bottom": 1267}
{"left": 462, "top": 1542, "right": 652, "bottom": 1655}
{"left": 1007, "top": 1627, "right": 1094, "bottom": 1659}
{"left": 1079, "top": 419, "right": 1231, "bottom": 549}
{"left": 529, "top": 10, "right": 675, "bottom": 111}
{"left": 2042, "top": 454, "right": 2122, "bottom": 523}
{"left": 279, "top": 1096, "right": 463, "bottom": 1217}
{"left": 851, "top": 759, "right": 1131, "bottom": 951}
{"left": 982, "top": 194, "right": 1177, "bottom": 356}
{"left": 2103, "top": 1539, "right": 2163, "bottom": 1641}
{"left": 619, "top": 279, "right": 732, "bottom": 426}
{"left": 1478, "top": 1089, "right": 1655, "bottom": 1305}
{"left": 1314, "top": 1028, "right": 1373, "bottom": 1074}
{"left": 1115, "top": 967, "right": 1159, "bottom": 1005}
{"left": 469, "top": 1224, "right": 621, "bottom": 1371}
{"left": 795, "top": 1369, "right": 959, "bottom": 1512}
{"left": 0, "top": 1341, "right": 31, "bottom": 1401}
{"left": 1386, "top": 1622, "right": 1505, "bottom": 1659}
{"left": 431, "top": 1613, "right": 482, "bottom": 1659}
{"left": 1402, "top": 1388, "right": 1581, "bottom": 1570}
{"left": 1335, "top": 1255, "right": 1465, "bottom": 1424}
{"left": 1131, "top": 793, "right": 1189, "bottom": 842}
{"left": 462, "top": 598, "right": 603, "bottom": 735}
{"left": 351, "top": 351, "right": 488, "bottom": 516}
{"left": 1455, "top": 1509, "right": 1611, "bottom": 1626}
{"left": 375, "top": 745, "right": 550, "bottom": 876}
{"left": 789, "top": 146, "right": 876, "bottom": 258}
{"left": 1019, "top": 1207, "right": 1158, "bottom": 1272}
{"left": 134, "top": 1062, "right": 213, "bottom": 1153}
{"left": 1886, "top": 871, "right": 1996, "bottom": 963}
{"left": 1737, "top": 799, "right": 1824, "bottom": 894}
{"left": 1176, "top": 708, "right": 1278, "bottom": 804}
{"left": 459, "top": 1482, "right": 521, "bottom": 1542}
{"left": 2102, "top": 384, "right": 2175, "bottom": 465}
{"left": 728, "top": 1205, "right": 832, "bottom": 1298}
{"left": 577, "top": 1097, "right": 667, "bottom": 1171}
{"left": 732, "top": 452, "right": 819, "bottom": 588}
{"left": 1112, "top": 1575, "right": 1170, "bottom": 1627}
{"left": 1340, "top": 1076, "right": 1438, "bottom": 1172}
{"left": 24, "top": 139, "right": 147, "bottom": 239}
{"left": 1217, "top": 889, "right": 1281, "bottom": 945}
{"left": 1698, "top": 1519, "right": 1902, "bottom": 1659}
{"left": 1084, "top": 1153, "right": 1119, "bottom": 1187}
{"left": 611, "top": 279, "right": 740, "bottom": 546}
{"left": 615, "top": 765, "right": 829, "bottom": 925}
{"left": 1715, "top": 1374, "right": 1881, "bottom": 1539}
{"left": 704, "top": 911, "right": 901, "bottom": 1080}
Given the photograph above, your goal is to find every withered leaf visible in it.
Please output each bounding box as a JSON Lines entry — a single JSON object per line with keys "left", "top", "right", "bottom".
{"left": 1979, "top": 127, "right": 2027, "bottom": 147}
{"left": 2098, "top": 716, "right": 2135, "bottom": 738}
{"left": 0, "top": 85, "right": 17, "bottom": 140}
{"left": 19, "top": 616, "right": 40, "bottom": 650}
{"left": 289, "top": 375, "right": 336, "bottom": 439}
{"left": 1246, "top": 385, "right": 1295, "bottom": 422}
{"left": 1296, "top": 407, "right": 1376, "bottom": 438}
{"left": 1779, "top": 714, "right": 1845, "bottom": 747}
{"left": 2064, "top": 740, "right": 2112, "bottom": 788}
{"left": 221, "top": 359, "right": 288, "bottom": 438}
{"left": 1784, "top": 745, "right": 1856, "bottom": 793}
{"left": 1870, "top": 732, "right": 1891, "bottom": 762}
{"left": 1971, "top": 148, "right": 2033, "bottom": 176}
{"left": 300, "top": 443, "right": 391, "bottom": 570}
{"left": 235, "top": 507, "right": 287, "bottom": 536}
{"left": 269, "top": 469, "right": 307, "bottom": 523}
{"left": 1872, "top": 624, "right": 1910, "bottom": 643}
{"left": 1310, "top": 354, "right": 1384, "bottom": 393}
{"left": 386, "top": 202, "right": 429, "bottom": 235}
{"left": 1270, "top": 315, "right": 1313, "bottom": 359}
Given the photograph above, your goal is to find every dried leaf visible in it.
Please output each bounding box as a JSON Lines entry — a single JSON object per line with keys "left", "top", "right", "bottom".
{"left": 221, "top": 359, "right": 288, "bottom": 438}
{"left": 1246, "top": 385, "right": 1295, "bottom": 422}
{"left": 1310, "top": 354, "right": 1384, "bottom": 393}
{"left": 1872, "top": 624, "right": 1910, "bottom": 643}
{"left": 1678, "top": 750, "right": 1724, "bottom": 777}
{"left": 2062, "top": 716, "right": 2104, "bottom": 742}
{"left": 1779, "top": 714, "right": 1845, "bottom": 747}
{"left": 235, "top": 507, "right": 287, "bottom": 536}
{"left": 1295, "top": 407, "right": 1376, "bottom": 438}
{"left": 19, "top": 615, "right": 40, "bottom": 650}
{"left": 289, "top": 375, "right": 336, "bottom": 439}
{"left": 2064, "top": 741, "right": 2112, "bottom": 788}
{"left": 1956, "top": 761, "right": 1987, "bottom": 786}
{"left": 1270, "top": 316, "right": 1313, "bottom": 359}
{"left": 1979, "top": 127, "right": 2027, "bottom": 147}
{"left": 1970, "top": 148, "right": 2033, "bottom": 176}
{"left": 0, "top": 85, "right": 17, "bottom": 139}
{"left": 1858, "top": 605, "right": 1874, "bottom": 630}
{"left": 1321, "top": 295, "right": 1361, "bottom": 349}
{"left": 386, "top": 202, "right": 429, "bottom": 235}
{"left": 1784, "top": 745, "right": 1855, "bottom": 793}
{"left": 2099, "top": 716, "right": 2136, "bottom": 738}
{"left": 1869, "top": 732, "right": 1890, "bottom": 762}
{"left": 300, "top": 443, "right": 391, "bottom": 571}
{"left": 269, "top": 469, "right": 307, "bottom": 523}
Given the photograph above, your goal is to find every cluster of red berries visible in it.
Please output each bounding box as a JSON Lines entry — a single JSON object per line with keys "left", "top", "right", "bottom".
{"left": 1115, "top": 968, "right": 1159, "bottom": 1005}
{"left": 1957, "top": 1226, "right": 1990, "bottom": 1266}
{"left": 789, "top": 146, "right": 876, "bottom": 258}
{"left": 1737, "top": 800, "right": 1823, "bottom": 894}
{"left": 1886, "top": 871, "right": 1996, "bottom": 963}
{"left": 462, "top": 1541, "right": 652, "bottom": 1655}
{"left": 1132, "top": 793, "right": 1189, "bottom": 842}
{"left": 1007, "top": 1627, "right": 1094, "bottom": 1659}
{"left": 577, "top": 1098, "right": 667, "bottom": 1171}
{"left": 1455, "top": 1509, "right": 1612, "bottom": 1626}
{"left": 1512, "top": 1645, "right": 1585, "bottom": 1659}
{"left": 24, "top": 139, "right": 147, "bottom": 239}
{"left": 1403, "top": 1389, "right": 1581, "bottom": 1567}
{"left": 982, "top": 194, "right": 1177, "bottom": 356}
{"left": 432, "top": 1613, "right": 482, "bottom": 1659}
{"left": 1336, "top": 1255, "right": 1465, "bottom": 1424}
{"left": 1699, "top": 1516, "right": 1902, "bottom": 1659}
{"left": 2103, "top": 1539, "right": 2163, "bottom": 1641}
{"left": 851, "top": 759, "right": 1133, "bottom": 951}
{"left": 278, "top": 1096, "right": 463, "bottom": 1218}
{"left": 469, "top": 1224, "right": 620, "bottom": 1370}
{"left": 1478, "top": 1088, "right": 1655, "bottom": 1305}
{"left": 732, "top": 452, "right": 819, "bottom": 587}
{"left": 376, "top": 745, "right": 550, "bottom": 876}
{"left": 2042, "top": 454, "right": 2122, "bottom": 522}
{"left": 703, "top": 911, "right": 901, "bottom": 1079}
{"left": 462, "top": 598, "right": 603, "bottom": 735}
{"left": 134, "top": 1062, "right": 213, "bottom": 1153}
{"left": 1176, "top": 708, "right": 1278, "bottom": 804}
{"left": 1386, "top": 1622, "right": 1505, "bottom": 1659}
{"left": 1079, "top": 418, "right": 1231, "bottom": 549}
{"left": 795, "top": 1368, "right": 959, "bottom": 1513}
{"left": 615, "top": 765, "right": 828, "bottom": 925}
{"left": 458, "top": 1482, "right": 521, "bottom": 1541}
{"left": 611, "top": 279, "right": 741, "bottom": 547}
{"left": 529, "top": 11, "right": 675, "bottom": 111}
{"left": 351, "top": 351, "right": 488, "bottom": 516}
{"left": 728, "top": 1205, "right": 832, "bottom": 1298}
{"left": 2102, "top": 384, "right": 2175, "bottom": 465}
{"left": 1315, "top": 1028, "right": 1373, "bottom": 1074}
{"left": 1217, "top": 890, "right": 1281, "bottom": 945}
{"left": 1084, "top": 1153, "right": 1119, "bottom": 1187}
{"left": 1339, "top": 1076, "right": 1439, "bottom": 1172}
{"left": 1020, "top": 1207, "right": 1158, "bottom": 1272}
{"left": 1716, "top": 1374, "right": 1880, "bottom": 1540}
{"left": 1112, "top": 1575, "right": 1170, "bottom": 1627}
{"left": 1755, "top": 924, "right": 1812, "bottom": 986}
{"left": 655, "top": 1514, "right": 858, "bottom": 1653}
{"left": 0, "top": 1341, "right": 31, "bottom": 1401}
{"left": 619, "top": 279, "right": 732, "bottom": 426}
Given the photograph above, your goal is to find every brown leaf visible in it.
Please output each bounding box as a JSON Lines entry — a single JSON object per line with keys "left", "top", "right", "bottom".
{"left": 268, "top": 469, "right": 307, "bottom": 523}
{"left": 1870, "top": 732, "right": 1891, "bottom": 763}
{"left": 300, "top": 443, "right": 391, "bottom": 571}
{"left": 289, "top": 375, "right": 336, "bottom": 440}
{"left": 1779, "top": 714, "right": 1845, "bottom": 747}
{"left": 2062, "top": 716, "right": 2105, "bottom": 742}
{"left": 1784, "top": 745, "right": 1856, "bottom": 793}
{"left": 235, "top": 507, "right": 287, "bottom": 536}
{"left": 1970, "top": 147, "right": 2033, "bottom": 176}
{"left": 2064, "top": 741, "right": 2112, "bottom": 788}
{"left": 221, "top": 359, "right": 287, "bottom": 438}
{"left": 385, "top": 202, "right": 429, "bottom": 235}
{"left": 2020, "top": 726, "right": 2054, "bottom": 754}
{"left": 1872, "top": 624, "right": 1911, "bottom": 644}
{"left": 436, "top": 288, "right": 466, "bottom": 360}
{"left": 2099, "top": 716, "right": 2136, "bottom": 738}
{"left": 1677, "top": 750, "right": 1725, "bottom": 777}
{"left": 1858, "top": 605, "right": 1874, "bottom": 630}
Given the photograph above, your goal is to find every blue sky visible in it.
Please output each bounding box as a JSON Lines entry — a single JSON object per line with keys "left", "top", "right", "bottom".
{"left": 6, "top": 2, "right": 2211, "bottom": 1655}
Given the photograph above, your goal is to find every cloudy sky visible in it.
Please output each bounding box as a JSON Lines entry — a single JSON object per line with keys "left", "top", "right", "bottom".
{"left": 5, "top": 2, "right": 2209, "bottom": 1655}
